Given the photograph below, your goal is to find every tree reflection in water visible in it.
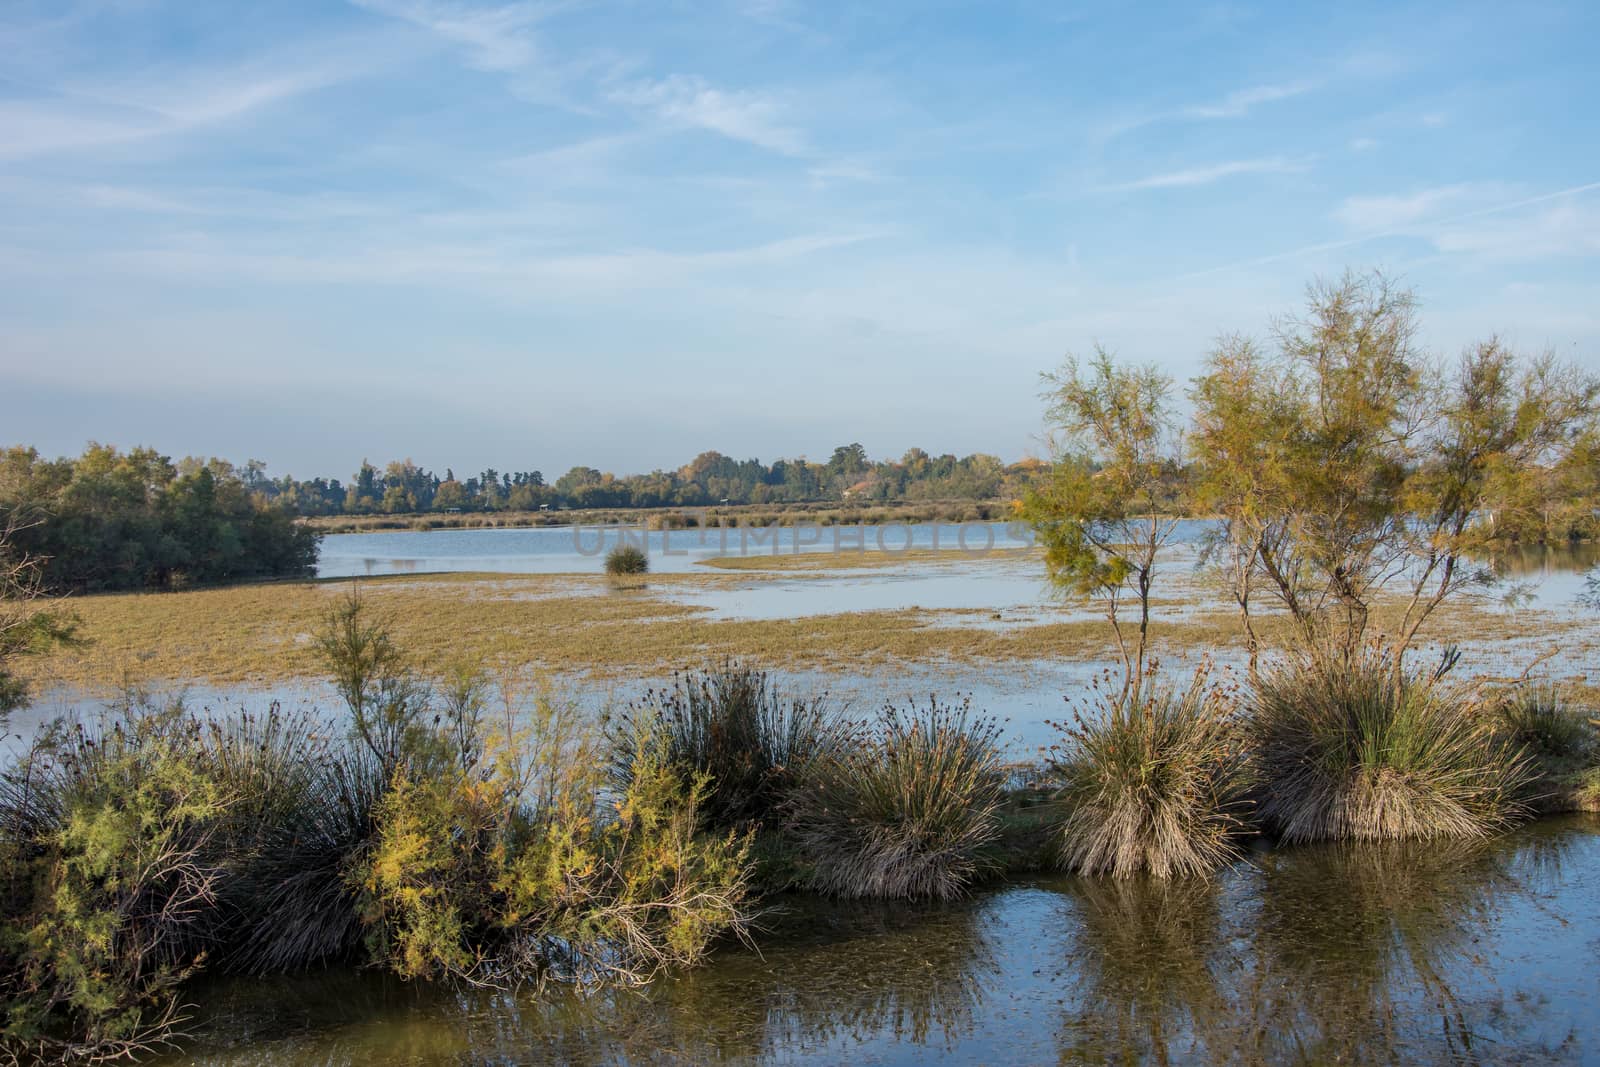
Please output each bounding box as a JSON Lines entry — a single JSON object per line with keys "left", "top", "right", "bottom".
{"left": 157, "top": 819, "right": 1597, "bottom": 1066}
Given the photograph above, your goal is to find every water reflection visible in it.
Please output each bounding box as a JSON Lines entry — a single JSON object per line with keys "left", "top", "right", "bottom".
{"left": 1057, "top": 876, "right": 1230, "bottom": 1064}
{"left": 160, "top": 819, "right": 1600, "bottom": 1066}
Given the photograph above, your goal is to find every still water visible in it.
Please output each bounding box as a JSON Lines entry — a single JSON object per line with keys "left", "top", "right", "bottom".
{"left": 315, "top": 522, "right": 1047, "bottom": 578}
{"left": 158, "top": 817, "right": 1600, "bottom": 1065}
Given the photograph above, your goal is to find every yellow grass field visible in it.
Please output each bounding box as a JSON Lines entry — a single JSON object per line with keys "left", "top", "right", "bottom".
{"left": 22, "top": 562, "right": 1590, "bottom": 696}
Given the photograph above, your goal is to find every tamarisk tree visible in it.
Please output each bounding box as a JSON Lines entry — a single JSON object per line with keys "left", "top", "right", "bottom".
{"left": 1190, "top": 270, "right": 1597, "bottom": 669}
{"left": 1017, "top": 348, "right": 1184, "bottom": 704}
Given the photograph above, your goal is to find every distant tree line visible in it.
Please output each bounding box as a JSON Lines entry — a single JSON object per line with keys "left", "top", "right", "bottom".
{"left": 244, "top": 444, "right": 1046, "bottom": 516}
{"left": 0, "top": 445, "right": 319, "bottom": 593}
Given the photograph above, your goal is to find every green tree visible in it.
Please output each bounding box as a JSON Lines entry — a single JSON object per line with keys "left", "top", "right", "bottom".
{"left": 1191, "top": 271, "right": 1598, "bottom": 665}
{"left": 1017, "top": 347, "right": 1182, "bottom": 703}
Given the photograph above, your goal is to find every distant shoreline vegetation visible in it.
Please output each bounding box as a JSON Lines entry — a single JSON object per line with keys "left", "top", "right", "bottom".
{"left": 210, "top": 444, "right": 1050, "bottom": 517}
{"left": 1, "top": 444, "right": 317, "bottom": 595}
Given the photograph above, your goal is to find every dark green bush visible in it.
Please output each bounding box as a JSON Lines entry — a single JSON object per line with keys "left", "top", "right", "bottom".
{"left": 604, "top": 544, "right": 649, "bottom": 576}
{"left": 785, "top": 696, "right": 1005, "bottom": 900}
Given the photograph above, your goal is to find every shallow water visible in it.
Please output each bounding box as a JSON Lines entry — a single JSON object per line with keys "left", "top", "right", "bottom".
{"left": 315, "top": 521, "right": 1045, "bottom": 578}
{"left": 156, "top": 817, "right": 1600, "bottom": 1066}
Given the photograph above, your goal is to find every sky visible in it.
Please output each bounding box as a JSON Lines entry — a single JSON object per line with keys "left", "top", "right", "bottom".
{"left": 2, "top": 0, "right": 1598, "bottom": 481}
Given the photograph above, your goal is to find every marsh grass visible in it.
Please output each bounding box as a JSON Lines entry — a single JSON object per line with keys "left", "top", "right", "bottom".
{"left": 1051, "top": 668, "right": 1252, "bottom": 879}
{"left": 19, "top": 565, "right": 1573, "bottom": 692}
{"left": 1490, "top": 684, "right": 1599, "bottom": 811}
{"left": 606, "top": 660, "right": 844, "bottom": 833}
{"left": 785, "top": 696, "right": 1005, "bottom": 900}
{"left": 1494, "top": 684, "right": 1594, "bottom": 767}
{"left": 1248, "top": 649, "right": 1532, "bottom": 842}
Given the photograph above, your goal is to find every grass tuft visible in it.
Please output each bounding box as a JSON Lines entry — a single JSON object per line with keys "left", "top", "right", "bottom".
{"left": 604, "top": 544, "right": 649, "bottom": 576}
{"left": 1248, "top": 649, "right": 1532, "bottom": 842}
{"left": 785, "top": 696, "right": 1005, "bottom": 900}
{"left": 1052, "top": 670, "right": 1251, "bottom": 879}
{"left": 606, "top": 660, "right": 843, "bottom": 834}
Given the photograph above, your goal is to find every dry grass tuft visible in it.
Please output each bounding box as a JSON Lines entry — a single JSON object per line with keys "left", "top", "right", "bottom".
{"left": 1248, "top": 649, "right": 1532, "bottom": 842}
{"left": 1052, "top": 669, "right": 1252, "bottom": 878}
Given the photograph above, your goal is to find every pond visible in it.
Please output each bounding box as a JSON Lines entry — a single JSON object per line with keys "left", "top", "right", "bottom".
{"left": 156, "top": 816, "right": 1600, "bottom": 1065}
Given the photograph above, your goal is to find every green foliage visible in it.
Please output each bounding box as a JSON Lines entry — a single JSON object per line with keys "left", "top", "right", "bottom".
{"left": 1052, "top": 670, "right": 1252, "bottom": 879}
{"left": 1248, "top": 650, "right": 1532, "bottom": 842}
{"left": 0, "top": 603, "right": 759, "bottom": 1060}
{"left": 604, "top": 543, "right": 649, "bottom": 576}
{"left": 314, "top": 588, "right": 431, "bottom": 776}
{"left": 786, "top": 697, "right": 1005, "bottom": 900}
{"left": 1190, "top": 273, "right": 1599, "bottom": 661}
{"left": 0, "top": 697, "right": 379, "bottom": 1064}
{"left": 606, "top": 660, "right": 844, "bottom": 832}
{"left": 355, "top": 696, "right": 752, "bottom": 990}
{"left": 0, "top": 444, "right": 319, "bottom": 593}
{"left": 0, "top": 513, "right": 80, "bottom": 718}
{"left": 1018, "top": 347, "right": 1183, "bottom": 699}
{"left": 0, "top": 706, "right": 227, "bottom": 1062}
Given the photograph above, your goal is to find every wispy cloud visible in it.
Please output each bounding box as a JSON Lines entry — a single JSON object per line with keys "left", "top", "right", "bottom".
{"left": 348, "top": 0, "right": 551, "bottom": 71}
{"left": 0, "top": 63, "right": 344, "bottom": 160}
{"left": 1182, "top": 180, "right": 1600, "bottom": 278}
{"left": 807, "top": 160, "right": 889, "bottom": 185}
{"left": 612, "top": 75, "right": 806, "bottom": 155}
{"left": 1107, "top": 156, "right": 1307, "bottom": 192}
{"left": 1334, "top": 184, "right": 1486, "bottom": 231}
{"left": 1180, "top": 82, "right": 1313, "bottom": 120}
{"left": 1102, "top": 80, "right": 1314, "bottom": 141}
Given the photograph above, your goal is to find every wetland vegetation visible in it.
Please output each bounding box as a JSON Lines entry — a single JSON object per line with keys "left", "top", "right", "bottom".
{"left": 5, "top": 272, "right": 1600, "bottom": 1064}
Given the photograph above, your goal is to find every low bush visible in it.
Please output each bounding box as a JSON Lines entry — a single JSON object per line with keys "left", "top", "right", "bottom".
{"left": 0, "top": 594, "right": 757, "bottom": 1061}
{"left": 605, "top": 544, "right": 649, "bottom": 576}
{"left": 1491, "top": 685, "right": 1598, "bottom": 810}
{"left": 357, "top": 712, "right": 751, "bottom": 991}
{"left": 0, "top": 706, "right": 226, "bottom": 1062}
{"left": 1248, "top": 649, "right": 1532, "bottom": 842}
{"left": 785, "top": 696, "right": 1005, "bottom": 900}
{"left": 1052, "top": 671, "right": 1251, "bottom": 879}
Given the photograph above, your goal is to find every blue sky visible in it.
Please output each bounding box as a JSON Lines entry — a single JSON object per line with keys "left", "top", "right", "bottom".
{"left": 2, "top": 1, "right": 1597, "bottom": 479}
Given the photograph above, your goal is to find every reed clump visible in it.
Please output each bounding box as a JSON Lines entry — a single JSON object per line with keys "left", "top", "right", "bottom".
{"left": 1051, "top": 669, "right": 1252, "bottom": 879}
{"left": 785, "top": 696, "right": 1005, "bottom": 900}
{"left": 1247, "top": 648, "right": 1532, "bottom": 843}
{"left": 606, "top": 660, "right": 844, "bottom": 833}
{"left": 1490, "top": 684, "right": 1598, "bottom": 809}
